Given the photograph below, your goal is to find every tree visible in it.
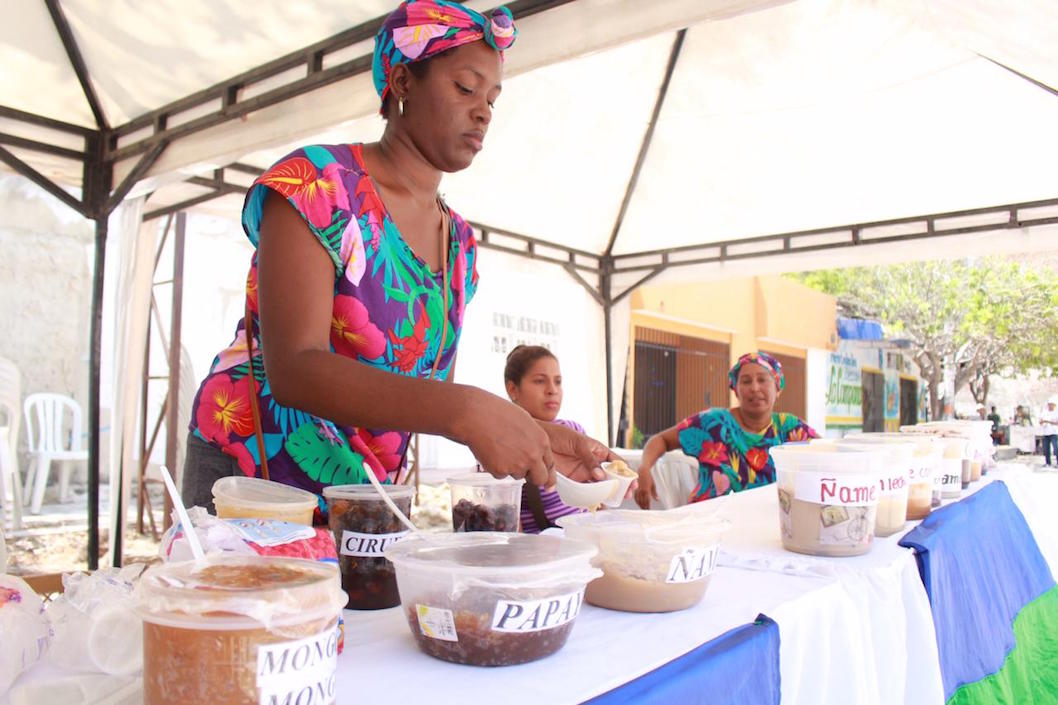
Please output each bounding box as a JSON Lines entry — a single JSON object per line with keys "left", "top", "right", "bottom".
{"left": 794, "top": 258, "right": 1058, "bottom": 418}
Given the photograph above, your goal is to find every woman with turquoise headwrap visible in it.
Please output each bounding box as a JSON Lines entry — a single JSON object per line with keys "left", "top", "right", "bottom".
{"left": 182, "top": 1, "right": 611, "bottom": 519}
{"left": 634, "top": 351, "right": 818, "bottom": 509}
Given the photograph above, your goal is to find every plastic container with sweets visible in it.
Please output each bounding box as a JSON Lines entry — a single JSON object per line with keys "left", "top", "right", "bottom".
{"left": 844, "top": 433, "right": 942, "bottom": 520}
{"left": 384, "top": 532, "right": 600, "bottom": 666}
{"left": 557, "top": 504, "right": 729, "bottom": 612}
{"left": 834, "top": 439, "right": 912, "bottom": 537}
{"left": 323, "top": 483, "right": 414, "bottom": 610}
{"left": 136, "top": 555, "right": 345, "bottom": 705}
{"left": 212, "top": 476, "right": 318, "bottom": 525}
{"left": 448, "top": 474, "right": 524, "bottom": 532}
{"left": 771, "top": 444, "right": 885, "bottom": 557}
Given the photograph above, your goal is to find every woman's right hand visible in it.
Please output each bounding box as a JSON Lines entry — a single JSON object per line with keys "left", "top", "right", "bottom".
{"left": 634, "top": 466, "right": 658, "bottom": 509}
{"left": 459, "top": 391, "right": 555, "bottom": 486}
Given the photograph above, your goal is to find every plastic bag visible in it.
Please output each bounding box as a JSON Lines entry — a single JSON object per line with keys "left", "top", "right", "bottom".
{"left": 45, "top": 564, "right": 145, "bottom": 676}
{"left": 0, "top": 575, "right": 50, "bottom": 696}
{"left": 160, "top": 507, "right": 338, "bottom": 564}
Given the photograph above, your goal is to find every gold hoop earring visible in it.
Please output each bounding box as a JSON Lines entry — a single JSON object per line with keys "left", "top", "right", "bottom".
{"left": 398, "top": 97, "right": 405, "bottom": 117}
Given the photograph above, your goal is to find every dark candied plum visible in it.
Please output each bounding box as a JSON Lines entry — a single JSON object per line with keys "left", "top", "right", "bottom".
{"left": 451, "top": 498, "right": 518, "bottom": 532}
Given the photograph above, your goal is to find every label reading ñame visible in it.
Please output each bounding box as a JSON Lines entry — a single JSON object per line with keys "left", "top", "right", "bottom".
{"left": 416, "top": 604, "right": 458, "bottom": 642}
{"left": 491, "top": 589, "right": 584, "bottom": 633}
{"left": 256, "top": 627, "right": 339, "bottom": 705}
{"left": 340, "top": 530, "right": 408, "bottom": 557}
{"left": 666, "top": 546, "right": 719, "bottom": 584}
{"left": 793, "top": 470, "right": 880, "bottom": 506}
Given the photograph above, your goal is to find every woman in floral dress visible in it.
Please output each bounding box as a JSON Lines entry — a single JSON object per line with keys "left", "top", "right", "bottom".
{"left": 634, "top": 352, "right": 817, "bottom": 508}
{"left": 182, "top": 1, "right": 611, "bottom": 519}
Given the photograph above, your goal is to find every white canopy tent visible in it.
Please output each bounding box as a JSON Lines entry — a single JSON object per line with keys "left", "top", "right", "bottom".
{"left": 4, "top": 0, "right": 1057, "bottom": 567}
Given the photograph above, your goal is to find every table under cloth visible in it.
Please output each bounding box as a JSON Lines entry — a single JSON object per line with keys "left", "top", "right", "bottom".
{"left": 3, "top": 465, "right": 1055, "bottom": 705}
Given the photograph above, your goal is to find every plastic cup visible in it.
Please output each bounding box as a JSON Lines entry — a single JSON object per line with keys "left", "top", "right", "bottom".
{"left": 448, "top": 474, "right": 524, "bottom": 532}
{"left": 212, "top": 476, "right": 318, "bottom": 525}
{"left": 384, "top": 533, "right": 600, "bottom": 666}
{"left": 136, "top": 555, "right": 345, "bottom": 705}
{"left": 323, "top": 484, "right": 415, "bottom": 610}
{"left": 771, "top": 444, "right": 885, "bottom": 557}
{"left": 558, "top": 506, "right": 729, "bottom": 612}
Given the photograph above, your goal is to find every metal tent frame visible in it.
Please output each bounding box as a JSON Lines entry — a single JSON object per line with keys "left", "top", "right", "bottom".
{"left": 3, "top": 1, "right": 1057, "bottom": 569}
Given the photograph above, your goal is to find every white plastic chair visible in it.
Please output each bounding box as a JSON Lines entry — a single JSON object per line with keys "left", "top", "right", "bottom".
{"left": 23, "top": 393, "right": 88, "bottom": 514}
{"left": 0, "top": 356, "right": 24, "bottom": 529}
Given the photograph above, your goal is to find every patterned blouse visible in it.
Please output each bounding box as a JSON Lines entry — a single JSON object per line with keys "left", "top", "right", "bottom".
{"left": 188, "top": 144, "right": 479, "bottom": 515}
{"left": 677, "top": 409, "right": 817, "bottom": 502}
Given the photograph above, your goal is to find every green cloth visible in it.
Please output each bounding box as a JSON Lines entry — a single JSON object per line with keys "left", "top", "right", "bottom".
{"left": 947, "top": 585, "right": 1058, "bottom": 705}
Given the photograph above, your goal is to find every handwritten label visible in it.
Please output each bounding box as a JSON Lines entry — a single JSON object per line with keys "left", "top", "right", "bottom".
{"left": 666, "top": 546, "right": 719, "bottom": 584}
{"left": 878, "top": 472, "right": 908, "bottom": 497}
{"left": 340, "top": 530, "right": 408, "bottom": 557}
{"left": 940, "top": 459, "right": 961, "bottom": 488}
{"left": 907, "top": 461, "right": 935, "bottom": 483}
{"left": 256, "top": 627, "right": 338, "bottom": 705}
{"left": 416, "top": 605, "right": 458, "bottom": 642}
{"left": 794, "top": 470, "right": 880, "bottom": 506}
{"left": 491, "top": 589, "right": 584, "bottom": 633}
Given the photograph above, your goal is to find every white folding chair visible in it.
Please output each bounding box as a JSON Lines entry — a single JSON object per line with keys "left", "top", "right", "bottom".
{"left": 23, "top": 393, "right": 89, "bottom": 514}
{"left": 0, "top": 356, "right": 24, "bottom": 529}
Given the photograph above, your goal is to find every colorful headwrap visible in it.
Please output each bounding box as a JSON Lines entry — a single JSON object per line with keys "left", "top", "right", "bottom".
{"left": 372, "top": 1, "right": 517, "bottom": 108}
{"left": 728, "top": 351, "right": 785, "bottom": 392}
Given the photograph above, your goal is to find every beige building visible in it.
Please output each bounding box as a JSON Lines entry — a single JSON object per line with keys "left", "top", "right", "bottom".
{"left": 622, "top": 276, "right": 838, "bottom": 446}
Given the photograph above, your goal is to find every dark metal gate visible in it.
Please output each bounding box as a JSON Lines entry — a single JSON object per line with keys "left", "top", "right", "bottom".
{"left": 862, "top": 370, "right": 885, "bottom": 432}
{"left": 633, "top": 328, "right": 730, "bottom": 438}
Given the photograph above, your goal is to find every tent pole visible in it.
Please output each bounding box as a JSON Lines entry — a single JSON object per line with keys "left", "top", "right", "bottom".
{"left": 87, "top": 213, "right": 108, "bottom": 571}
{"left": 601, "top": 260, "right": 614, "bottom": 446}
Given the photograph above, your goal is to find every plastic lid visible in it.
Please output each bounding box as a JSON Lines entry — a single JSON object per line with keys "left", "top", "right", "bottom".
{"left": 446, "top": 473, "right": 525, "bottom": 487}
{"left": 323, "top": 483, "right": 415, "bottom": 501}
{"left": 837, "top": 438, "right": 916, "bottom": 460}
{"left": 212, "top": 476, "right": 318, "bottom": 509}
{"left": 557, "top": 508, "right": 730, "bottom": 547}
{"left": 385, "top": 532, "right": 594, "bottom": 578}
{"left": 136, "top": 556, "right": 344, "bottom": 629}
{"left": 771, "top": 443, "right": 885, "bottom": 473}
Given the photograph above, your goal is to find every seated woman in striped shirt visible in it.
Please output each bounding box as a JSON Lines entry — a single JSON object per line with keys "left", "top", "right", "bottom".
{"left": 503, "top": 345, "right": 588, "bottom": 532}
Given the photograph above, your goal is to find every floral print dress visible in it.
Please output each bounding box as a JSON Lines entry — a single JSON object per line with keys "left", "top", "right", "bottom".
{"left": 189, "top": 144, "right": 478, "bottom": 515}
{"left": 677, "top": 409, "right": 817, "bottom": 503}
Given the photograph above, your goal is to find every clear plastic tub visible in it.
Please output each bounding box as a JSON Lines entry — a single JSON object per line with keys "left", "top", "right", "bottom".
{"left": 212, "top": 476, "right": 318, "bottom": 525}
{"left": 448, "top": 474, "right": 524, "bottom": 532}
{"left": 136, "top": 556, "right": 345, "bottom": 705}
{"left": 843, "top": 433, "right": 941, "bottom": 520}
{"left": 771, "top": 444, "right": 885, "bottom": 557}
{"left": 384, "top": 533, "right": 599, "bottom": 666}
{"left": 557, "top": 505, "right": 729, "bottom": 612}
{"left": 835, "top": 439, "right": 912, "bottom": 536}
{"left": 323, "top": 484, "right": 414, "bottom": 610}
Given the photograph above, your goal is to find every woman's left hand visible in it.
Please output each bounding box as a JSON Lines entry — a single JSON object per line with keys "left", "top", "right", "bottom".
{"left": 538, "top": 421, "right": 615, "bottom": 484}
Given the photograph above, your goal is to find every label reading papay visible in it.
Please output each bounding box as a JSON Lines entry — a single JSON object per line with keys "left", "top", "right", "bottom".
{"left": 666, "top": 546, "right": 719, "bottom": 584}
{"left": 340, "top": 530, "right": 408, "bottom": 557}
{"left": 491, "top": 589, "right": 584, "bottom": 633}
{"left": 256, "top": 627, "right": 338, "bottom": 705}
{"left": 793, "top": 470, "right": 879, "bottom": 507}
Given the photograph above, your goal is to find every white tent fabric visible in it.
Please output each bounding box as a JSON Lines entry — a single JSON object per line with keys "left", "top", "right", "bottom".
{"left": 101, "top": 196, "right": 148, "bottom": 566}
{"left": 3, "top": 0, "right": 1058, "bottom": 463}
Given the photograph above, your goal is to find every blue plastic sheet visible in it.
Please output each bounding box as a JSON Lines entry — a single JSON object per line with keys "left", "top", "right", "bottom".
{"left": 584, "top": 615, "right": 780, "bottom": 705}
{"left": 836, "top": 317, "right": 884, "bottom": 340}
{"left": 898, "top": 481, "right": 1056, "bottom": 699}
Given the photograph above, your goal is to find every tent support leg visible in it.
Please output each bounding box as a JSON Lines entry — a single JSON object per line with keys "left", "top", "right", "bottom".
{"left": 601, "top": 266, "right": 614, "bottom": 446}
{"left": 87, "top": 214, "right": 108, "bottom": 571}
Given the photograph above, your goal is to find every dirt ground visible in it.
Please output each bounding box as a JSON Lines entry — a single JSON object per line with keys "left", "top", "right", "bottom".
{"left": 3, "top": 482, "right": 454, "bottom": 576}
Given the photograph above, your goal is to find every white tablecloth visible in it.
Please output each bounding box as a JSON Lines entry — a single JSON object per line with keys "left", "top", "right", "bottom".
{"left": 5, "top": 465, "right": 1053, "bottom": 705}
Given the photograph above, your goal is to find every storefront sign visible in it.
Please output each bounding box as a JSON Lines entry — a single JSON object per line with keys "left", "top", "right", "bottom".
{"left": 826, "top": 353, "right": 862, "bottom": 427}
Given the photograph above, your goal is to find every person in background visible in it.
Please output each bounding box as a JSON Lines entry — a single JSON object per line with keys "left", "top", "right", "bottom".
{"left": 986, "top": 405, "right": 1002, "bottom": 445}
{"left": 635, "top": 351, "right": 818, "bottom": 508}
{"left": 181, "top": 1, "right": 611, "bottom": 519}
{"left": 503, "top": 346, "right": 588, "bottom": 532}
{"left": 1015, "top": 405, "right": 1034, "bottom": 426}
{"left": 1039, "top": 399, "right": 1058, "bottom": 467}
